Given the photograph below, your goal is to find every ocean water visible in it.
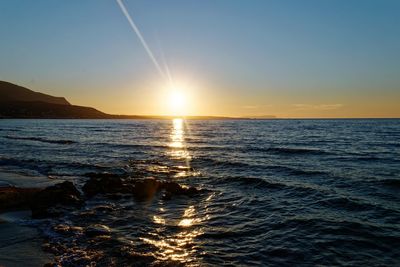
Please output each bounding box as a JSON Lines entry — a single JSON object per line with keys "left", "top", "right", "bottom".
{"left": 0, "top": 119, "right": 399, "bottom": 266}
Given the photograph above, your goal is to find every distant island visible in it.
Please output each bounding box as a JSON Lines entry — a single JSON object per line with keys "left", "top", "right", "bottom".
{"left": 0, "top": 81, "right": 275, "bottom": 119}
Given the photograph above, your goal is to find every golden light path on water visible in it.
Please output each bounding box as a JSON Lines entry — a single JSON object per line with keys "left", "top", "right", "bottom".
{"left": 139, "top": 118, "right": 207, "bottom": 265}
{"left": 168, "top": 118, "right": 193, "bottom": 178}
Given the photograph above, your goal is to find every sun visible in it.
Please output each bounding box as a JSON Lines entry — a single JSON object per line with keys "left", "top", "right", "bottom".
{"left": 168, "top": 89, "right": 187, "bottom": 115}
{"left": 169, "top": 91, "right": 185, "bottom": 109}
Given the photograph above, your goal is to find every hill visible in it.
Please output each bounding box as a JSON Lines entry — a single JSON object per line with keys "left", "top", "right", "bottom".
{"left": 0, "top": 101, "right": 111, "bottom": 119}
{"left": 0, "top": 81, "right": 114, "bottom": 119}
{"left": 0, "top": 81, "right": 70, "bottom": 105}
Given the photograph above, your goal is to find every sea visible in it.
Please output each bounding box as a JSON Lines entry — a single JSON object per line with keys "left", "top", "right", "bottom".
{"left": 0, "top": 119, "right": 399, "bottom": 266}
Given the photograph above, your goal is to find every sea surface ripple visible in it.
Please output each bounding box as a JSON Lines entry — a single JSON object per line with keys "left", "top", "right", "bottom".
{"left": 0, "top": 119, "right": 399, "bottom": 266}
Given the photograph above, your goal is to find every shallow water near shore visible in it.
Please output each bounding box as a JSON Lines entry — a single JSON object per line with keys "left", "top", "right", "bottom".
{"left": 0, "top": 211, "right": 53, "bottom": 267}
{"left": 0, "top": 119, "right": 400, "bottom": 266}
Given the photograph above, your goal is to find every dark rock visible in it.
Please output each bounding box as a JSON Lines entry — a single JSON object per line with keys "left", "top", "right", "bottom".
{"left": 93, "top": 205, "right": 115, "bottom": 213}
{"left": 83, "top": 175, "right": 132, "bottom": 198}
{"left": 84, "top": 172, "right": 127, "bottom": 179}
{"left": 53, "top": 224, "right": 83, "bottom": 236}
{"left": 78, "top": 210, "right": 96, "bottom": 218}
{"left": 30, "top": 181, "right": 83, "bottom": 218}
{"left": 162, "top": 192, "right": 172, "bottom": 201}
{"left": 0, "top": 187, "right": 41, "bottom": 212}
{"left": 132, "top": 178, "right": 160, "bottom": 200}
{"left": 81, "top": 173, "right": 200, "bottom": 201}
{"left": 153, "top": 260, "right": 185, "bottom": 267}
{"left": 160, "top": 181, "right": 200, "bottom": 197}
{"left": 119, "top": 246, "right": 156, "bottom": 265}
{"left": 85, "top": 224, "right": 111, "bottom": 238}
{"left": 105, "top": 193, "right": 125, "bottom": 200}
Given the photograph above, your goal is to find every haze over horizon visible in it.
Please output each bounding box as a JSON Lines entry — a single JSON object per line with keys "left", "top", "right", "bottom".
{"left": 0, "top": 0, "right": 399, "bottom": 118}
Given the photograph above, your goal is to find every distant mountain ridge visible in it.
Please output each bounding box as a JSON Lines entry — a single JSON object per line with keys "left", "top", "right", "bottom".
{"left": 0, "top": 81, "right": 70, "bottom": 105}
{"left": 0, "top": 81, "right": 112, "bottom": 119}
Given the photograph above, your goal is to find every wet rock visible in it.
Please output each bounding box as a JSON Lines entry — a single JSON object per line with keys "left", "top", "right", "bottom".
{"left": 132, "top": 179, "right": 199, "bottom": 200}
{"left": 83, "top": 175, "right": 133, "bottom": 198}
{"left": 53, "top": 224, "right": 83, "bottom": 236}
{"left": 119, "top": 246, "right": 156, "bottom": 265}
{"left": 105, "top": 193, "right": 126, "bottom": 200}
{"left": 132, "top": 178, "right": 160, "bottom": 200}
{"left": 93, "top": 205, "right": 115, "bottom": 213}
{"left": 153, "top": 260, "right": 186, "bottom": 267}
{"left": 30, "top": 181, "right": 83, "bottom": 218}
{"left": 0, "top": 187, "right": 41, "bottom": 212}
{"left": 85, "top": 224, "right": 111, "bottom": 238}
{"left": 78, "top": 209, "right": 96, "bottom": 218}
{"left": 161, "top": 192, "right": 172, "bottom": 200}
{"left": 84, "top": 172, "right": 127, "bottom": 179}
{"left": 160, "top": 181, "right": 200, "bottom": 197}
{"left": 82, "top": 173, "right": 201, "bottom": 201}
{"left": 51, "top": 247, "right": 104, "bottom": 267}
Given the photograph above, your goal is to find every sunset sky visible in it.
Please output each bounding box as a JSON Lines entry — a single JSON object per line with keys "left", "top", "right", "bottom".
{"left": 0, "top": 0, "right": 399, "bottom": 118}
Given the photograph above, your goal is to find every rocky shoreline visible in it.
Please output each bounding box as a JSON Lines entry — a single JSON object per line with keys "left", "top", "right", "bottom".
{"left": 0, "top": 173, "right": 202, "bottom": 266}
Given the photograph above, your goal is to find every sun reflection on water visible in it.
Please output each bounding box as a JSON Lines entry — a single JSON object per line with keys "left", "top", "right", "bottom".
{"left": 169, "top": 118, "right": 185, "bottom": 149}
{"left": 142, "top": 205, "right": 203, "bottom": 265}
{"left": 168, "top": 118, "right": 192, "bottom": 177}
{"left": 138, "top": 119, "right": 207, "bottom": 265}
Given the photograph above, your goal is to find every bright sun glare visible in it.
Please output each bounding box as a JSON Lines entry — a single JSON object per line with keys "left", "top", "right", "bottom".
{"left": 168, "top": 90, "right": 186, "bottom": 115}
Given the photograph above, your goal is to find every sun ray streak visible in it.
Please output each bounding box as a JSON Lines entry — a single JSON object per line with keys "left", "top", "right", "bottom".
{"left": 116, "top": 0, "right": 166, "bottom": 80}
{"left": 158, "top": 46, "right": 173, "bottom": 86}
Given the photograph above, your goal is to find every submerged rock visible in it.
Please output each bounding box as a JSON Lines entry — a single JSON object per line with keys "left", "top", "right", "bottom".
{"left": 85, "top": 224, "right": 111, "bottom": 238}
{"left": 53, "top": 224, "right": 84, "bottom": 236}
{"left": 119, "top": 246, "right": 156, "bottom": 265}
{"left": 30, "top": 181, "right": 83, "bottom": 218}
{"left": 1, "top": 174, "right": 201, "bottom": 219}
{"left": 161, "top": 181, "right": 199, "bottom": 196}
{"left": 131, "top": 178, "right": 200, "bottom": 200}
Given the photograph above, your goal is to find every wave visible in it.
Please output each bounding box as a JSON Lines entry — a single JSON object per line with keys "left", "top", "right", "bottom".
{"left": 213, "top": 176, "right": 329, "bottom": 198}
{"left": 185, "top": 145, "right": 330, "bottom": 156}
{"left": 254, "top": 146, "right": 330, "bottom": 155}
{"left": 217, "top": 176, "right": 288, "bottom": 190}
{"left": 0, "top": 128, "right": 22, "bottom": 132}
{"left": 275, "top": 217, "right": 400, "bottom": 242}
{"left": 4, "top": 135, "right": 76, "bottom": 145}
{"left": 265, "top": 165, "right": 326, "bottom": 176}
{"left": 334, "top": 155, "right": 398, "bottom": 164}
{"left": 376, "top": 179, "right": 400, "bottom": 189}
{"left": 200, "top": 158, "right": 256, "bottom": 169}
{"left": 93, "top": 142, "right": 168, "bottom": 151}
{"left": 0, "top": 156, "right": 112, "bottom": 176}
{"left": 197, "top": 157, "right": 327, "bottom": 177}
{"left": 314, "top": 196, "right": 377, "bottom": 212}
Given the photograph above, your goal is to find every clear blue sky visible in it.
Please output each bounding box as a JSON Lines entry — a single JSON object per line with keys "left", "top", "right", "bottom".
{"left": 0, "top": 0, "right": 399, "bottom": 117}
